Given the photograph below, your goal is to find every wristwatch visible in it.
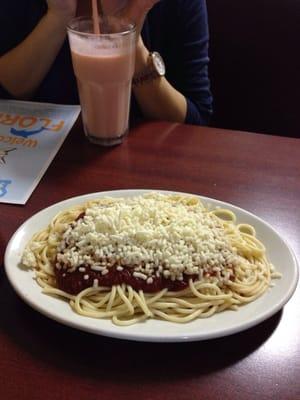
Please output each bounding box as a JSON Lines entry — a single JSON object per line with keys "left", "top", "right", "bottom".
{"left": 132, "top": 51, "right": 166, "bottom": 87}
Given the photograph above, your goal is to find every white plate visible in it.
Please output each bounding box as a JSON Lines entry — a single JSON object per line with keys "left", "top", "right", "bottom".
{"left": 4, "top": 190, "right": 299, "bottom": 342}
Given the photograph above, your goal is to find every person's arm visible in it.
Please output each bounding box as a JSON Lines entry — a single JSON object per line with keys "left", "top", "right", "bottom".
{"left": 121, "top": 0, "right": 212, "bottom": 125}
{"left": 0, "top": 1, "right": 76, "bottom": 99}
{"left": 118, "top": 0, "right": 186, "bottom": 123}
{"left": 132, "top": 37, "right": 187, "bottom": 123}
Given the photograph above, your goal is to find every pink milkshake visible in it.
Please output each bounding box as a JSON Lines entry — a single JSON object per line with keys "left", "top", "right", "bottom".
{"left": 67, "top": 17, "right": 136, "bottom": 145}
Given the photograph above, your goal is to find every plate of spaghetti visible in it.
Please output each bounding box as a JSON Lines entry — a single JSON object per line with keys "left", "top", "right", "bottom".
{"left": 4, "top": 190, "right": 298, "bottom": 342}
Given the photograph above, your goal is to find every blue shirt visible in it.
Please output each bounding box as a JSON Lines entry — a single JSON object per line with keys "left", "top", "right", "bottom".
{"left": 0, "top": 0, "right": 212, "bottom": 125}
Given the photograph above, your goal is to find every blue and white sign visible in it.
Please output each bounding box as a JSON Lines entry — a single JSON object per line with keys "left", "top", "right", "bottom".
{"left": 0, "top": 100, "right": 80, "bottom": 204}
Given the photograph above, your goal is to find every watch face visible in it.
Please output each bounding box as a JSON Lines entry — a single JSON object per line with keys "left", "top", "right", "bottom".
{"left": 152, "top": 52, "right": 166, "bottom": 76}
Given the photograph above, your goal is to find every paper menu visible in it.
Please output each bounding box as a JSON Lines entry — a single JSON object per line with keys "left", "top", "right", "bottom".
{"left": 0, "top": 100, "right": 81, "bottom": 204}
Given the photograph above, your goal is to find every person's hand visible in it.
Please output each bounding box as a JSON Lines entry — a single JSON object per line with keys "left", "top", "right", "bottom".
{"left": 46, "top": 0, "right": 77, "bottom": 23}
{"left": 120, "top": 0, "right": 160, "bottom": 33}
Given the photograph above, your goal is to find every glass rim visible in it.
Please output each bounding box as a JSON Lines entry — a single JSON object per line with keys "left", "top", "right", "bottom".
{"left": 67, "top": 16, "right": 136, "bottom": 38}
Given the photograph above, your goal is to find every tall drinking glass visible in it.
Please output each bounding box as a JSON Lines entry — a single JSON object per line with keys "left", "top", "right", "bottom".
{"left": 67, "top": 17, "right": 136, "bottom": 146}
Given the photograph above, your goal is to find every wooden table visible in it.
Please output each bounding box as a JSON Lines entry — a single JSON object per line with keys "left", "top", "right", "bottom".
{"left": 1, "top": 121, "right": 299, "bottom": 400}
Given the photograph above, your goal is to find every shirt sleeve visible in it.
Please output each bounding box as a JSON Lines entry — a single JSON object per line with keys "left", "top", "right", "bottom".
{"left": 177, "top": 0, "right": 213, "bottom": 125}
{"left": 0, "top": 1, "right": 46, "bottom": 99}
{"left": 0, "top": 3, "right": 21, "bottom": 98}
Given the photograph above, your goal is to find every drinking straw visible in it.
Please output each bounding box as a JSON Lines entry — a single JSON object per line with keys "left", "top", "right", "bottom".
{"left": 92, "top": 0, "right": 101, "bottom": 34}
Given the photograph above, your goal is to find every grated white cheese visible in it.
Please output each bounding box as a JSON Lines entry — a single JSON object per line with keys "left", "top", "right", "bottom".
{"left": 54, "top": 193, "right": 239, "bottom": 284}
{"left": 93, "top": 279, "right": 99, "bottom": 288}
{"left": 22, "top": 248, "right": 37, "bottom": 268}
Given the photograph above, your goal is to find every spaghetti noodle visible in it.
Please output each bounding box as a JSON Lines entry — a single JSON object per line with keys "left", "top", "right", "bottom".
{"left": 22, "top": 192, "right": 280, "bottom": 325}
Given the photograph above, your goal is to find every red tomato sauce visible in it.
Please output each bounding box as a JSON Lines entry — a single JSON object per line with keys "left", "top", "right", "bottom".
{"left": 55, "top": 265, "right": 196, "bottom": 295}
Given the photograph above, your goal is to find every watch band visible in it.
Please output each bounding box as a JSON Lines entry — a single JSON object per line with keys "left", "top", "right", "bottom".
{"left": 132, "top": 52, "right": 165, "bottom": 87}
